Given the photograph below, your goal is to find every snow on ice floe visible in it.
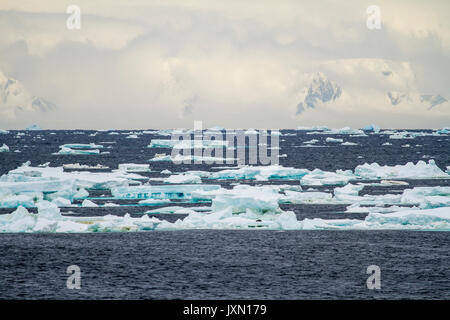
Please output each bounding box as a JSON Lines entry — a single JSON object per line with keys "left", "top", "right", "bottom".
{"left": 354, "top": 160, "right": 448, "bottom": 179}
{"left": 0, "top": 143, "right": 9, "bottom": 152}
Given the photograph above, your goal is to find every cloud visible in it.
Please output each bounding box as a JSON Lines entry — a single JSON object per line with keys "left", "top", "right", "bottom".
{"left": 0, "top": 0, "right": 449, "bottom": 129}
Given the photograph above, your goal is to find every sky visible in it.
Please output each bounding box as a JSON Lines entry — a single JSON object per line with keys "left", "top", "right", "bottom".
{"left": 0, "top": 0, "right": 449, "bottom": 129}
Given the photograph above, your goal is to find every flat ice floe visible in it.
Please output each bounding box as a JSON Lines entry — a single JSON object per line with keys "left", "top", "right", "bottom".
{"left": 354, "top": 160, "right": 448, "bottom": 179}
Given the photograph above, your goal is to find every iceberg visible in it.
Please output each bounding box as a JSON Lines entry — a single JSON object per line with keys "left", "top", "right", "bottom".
{"left": 307, "top": 127, "right": 365, "bottom": 135}
{"left": 81, "top": 199, "right": 98, "bottom": 207}
{"left": 208, "top": 165, "right": 309, "bottom": 181}
{"left": 61, "top": 143, "right": 103, "bottom": 149}
{"left": 26, "top": 124, "right": 42, "bottom": 131}
{"left": 118, "top": 163, "right": 151, "bottom": 173}
{"left": 400, "top": 187, "right": 450, "bottom": 208}
{"left": 362, "top": 124, "right": 381, "bottom": 133}
{"left": 300, "top": 169, "right": 354, "bottom": 186}
{"left": 355, "top": 160, "right": 449, "bottom": 179}
{"left": 0, "top": 143, "right": 9, "bottom": 152}
{"left": 0, "top": 202, "right": 162, "bottom": 232}
{"left": 63, "top": 163, "right": 109, "bottom": 170}
{"left": 54, "top": 146, "right": 100, "bottom": 155}
{"left": 326, "top": 137, "right": 343, "bottom": 143}
{"left": 0, "top": 129, "right": 9, "bottom": 134}
{"left": 164, "top": 174, "right": 202, "bottom": 184}
{"left": 111, "top": 184, "right": 221, "bottom": 200}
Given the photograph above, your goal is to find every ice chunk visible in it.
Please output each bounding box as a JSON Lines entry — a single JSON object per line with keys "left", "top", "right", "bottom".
{"left": 0, "top": 129, "right": 9, "bottom": 134}
{"left": 81, "top": 199, "right": 98, "bottom": 207}
{"left": 26, "top": 124, "right": 42, "bottom": 130}
{"left": 341, "top": 142, "right": 358, "bottom": 146}
{"left": 111, "top": 184, "right": 221, "bottom": 200}
{"left": 138, "top": 199, "right": 172, "bottom": 206}
{"left": 164, "top": 174, "right": 202, "bottom": 184}
{"left": 362, "top": 124, "right": 381, "bottom": 133}
{"left": 326, "top": 137, "right": 343, "bottom": 143}
{"left": 300, "top": 169, "right": 354, "bottom": 186}
{"left": 210, "top": 186, "right": 282, "bottom": 214}
{"left": 161, "top": 169, "right": 172, "bottom": 174}
{"left": 209, "top": 165, "right": 309, "bottom": 181}
{"left": 355, "top": 160, "right": 448, "bottom": 179}
{"left": 118, "top": 163, "right": 150, "bottom": 173}
{"left": 0, "top": 193, "right": 41, "bottom": 208}
{"left": 308, "top": 127, "right": 365, "bottom": 135}
{"left": 61, "top": 143, "right": 103, "bottom": 149}
{"left": 52, "top": 197, "right": 72, "bottom": 207}
{"left": 333, "top": 184, "right": 364, "bottom": 201}
{"left": 401, "top": 187, "right": 450, "bottom": 208}
{"left": 54, "top": 146, "right": 100, "bottom": 155}
{"left": 281, "top": 190, "right": 334, "bottom": 204}
{"left": 63, "top": 163, "right": 109, "bottom": 170}
{"left": 363, "top": 207, "right": 450, "bottom": 230}
{"left": 148, "top": 139, "right": 179, "bottom": 148}
{"left": 0, "top": 144, "right": 9, "bottom": 152}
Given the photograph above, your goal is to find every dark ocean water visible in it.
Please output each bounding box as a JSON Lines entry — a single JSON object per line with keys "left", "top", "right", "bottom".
{"left": 0, "top": 129, "right": 449, "bottom": 299}
{"left": 0, "top": 231, "right": 449, "bottom": 299}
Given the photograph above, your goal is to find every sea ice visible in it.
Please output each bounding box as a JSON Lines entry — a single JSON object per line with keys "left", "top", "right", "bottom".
{"left": 164, "top": 174, "right": 202, "bottom": 184}
{"left": 118, "top": 163, "right": 151, "bottom": 173}
{"left": 355, "top": 160, "right": 448, "bottom": 179}
{"left": 362, "top": 124, "right": 381, "bottom": 133}
{"left": 326, "top": 137, "right": 344, "bottom": 143}
{"left": 0, "top": 144, "right": 9, "bottom": 152}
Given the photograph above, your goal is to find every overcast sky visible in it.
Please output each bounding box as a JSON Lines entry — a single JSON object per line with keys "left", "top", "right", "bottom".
{"left": 0, "top": 0, "right": 449, "bottom": 129}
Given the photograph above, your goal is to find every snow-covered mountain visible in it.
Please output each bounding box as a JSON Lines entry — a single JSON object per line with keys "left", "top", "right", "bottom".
{"left": 387, "top": 91, "right": 447, "bottom": 109}
{"left": 0, "top": 71, "right": 55, "bottom": 118}
{"left": 296, "top": 72, "right": 342, "bottom": 114}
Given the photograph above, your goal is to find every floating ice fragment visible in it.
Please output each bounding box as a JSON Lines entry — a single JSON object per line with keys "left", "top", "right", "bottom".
{"left": 354, "top": 160, "right": 448, "bottom": 179}
{"left": 326, "top": 137, "right": 343, "bottom": 143}
{"left": 164, "top": 174, "right": 202, "bottom": 184}
{"left": 118, "top": 163, "right": 150, "bottom": 173}
{"left": 81, "top": 199, "right": 98, "bottom": 207}
{"left": 0, "top": 144, "right": 9, "bottom": 152}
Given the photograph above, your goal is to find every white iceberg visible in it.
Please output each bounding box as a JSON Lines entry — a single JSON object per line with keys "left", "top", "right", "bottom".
{"left": 326, "top": 137, "right": 343, "bottom": 143}
{"left": 0, "top": 143, "right": 9, "bottom": 152}
{"left": 26, "top": 124, "right": 42, "bottom": 131}
{"left": 362, "top": 124, "right": 381, "bottom": 133}
{"left": 118, "top": 163, "right": 150, "bottom": 173}
{"left": 164, "top": 174, "right": 202, "bottom": 184}
{"left": 355, "top": 160, "right": 448, "bottom": 179}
